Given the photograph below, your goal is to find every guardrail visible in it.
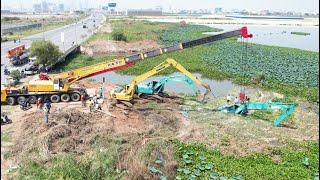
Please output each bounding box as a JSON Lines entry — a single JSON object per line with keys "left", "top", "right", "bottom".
{"left": 1, "top": 23, "right": 42, "bottom": 35}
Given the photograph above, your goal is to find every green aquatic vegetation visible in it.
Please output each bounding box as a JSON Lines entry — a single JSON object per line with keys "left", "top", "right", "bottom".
{"left": 174, "top": 141, "right": 319, "bottom": 180}
{"left": 291, "top": 32, "right": 311, "bottom": 36}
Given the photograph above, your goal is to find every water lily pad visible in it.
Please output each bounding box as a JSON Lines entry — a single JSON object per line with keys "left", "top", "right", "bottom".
{"left": 199, "top": 156, "right": 206, "bottom": 161}
{"left": 160, "top": 176, "right": 167, "bottom": 180}
{"left": 197, "top": 164, "right": 205, "bottom": 171}
{"left": 185, "top": 159, "right": 192, "bottom": 164}
{"left": 148, "top": 166, "right": 162, "bottom": 174}
{"left": 183, "top": 154, "right": 189, "bottom": 159}
{"left": 177, "top": 168, "right": 183, "bottom": 172}
{"left": 187, "top": 151, "right": 194, "bottom": 155}
{"left": 304, "top": 157, "right": 309, "bottom": 167}
{"left": 155, "top": 160, "right": 162, "bottom": 164}
{"left": 188, "top": 177, "right": 195, "bottom": 180}
{"left": 230, "top": 175, "right": 243, "bottom": 180}
{"left": 175, "top": 176, "right": 182, "bottom": 180}
{"left": 205, "top": 163, "right": 214, "bottom": 170}
{"left": 184, "top": 169, "right": 191, "bottom": 175}
{"left": 194, "top": 170, "right": 201, "bottom": 176}
{"left": 220, "top": 177, "right": 228, "bottom": 180}
{"left": 210, "top": 173, "right": 217, "bottom": 179}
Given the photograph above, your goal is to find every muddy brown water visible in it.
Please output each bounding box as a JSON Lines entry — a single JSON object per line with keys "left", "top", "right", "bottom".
{"left": 87, "top": 72, "right": 234, "bottom": 97}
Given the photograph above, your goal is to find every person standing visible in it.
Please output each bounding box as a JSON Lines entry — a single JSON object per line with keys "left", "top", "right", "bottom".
{"left": 81, "top": 94, "right": 86, "bottom": 107}
{"left": 89, "top": 99, "right": 93, "bottom": 113}
{"left": 93, "top": 95, "right": 97, "bottom": 108}
{"left": 227, "top": 94, "right": 231, "bottom": 103}
{"left": 234, "top": 96, "right": 239, "bottom": 104}
{"left": 44, "top": 106, "right": 49, "bottom": 125}
{"left": 36, "top": 98, "right": 40, "bottom": 109}
{"left": 45, "top": 99, "right": 51, "bottom": 113}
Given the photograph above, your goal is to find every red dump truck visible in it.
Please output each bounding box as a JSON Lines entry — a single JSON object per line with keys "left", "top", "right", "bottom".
{"left": 6, "top": 45, "right": 29, "bottom": 66}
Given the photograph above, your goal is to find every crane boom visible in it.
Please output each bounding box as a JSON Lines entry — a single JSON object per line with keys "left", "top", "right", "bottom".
{"left": 49, "top": 27, "right": 249, "bottom": 84}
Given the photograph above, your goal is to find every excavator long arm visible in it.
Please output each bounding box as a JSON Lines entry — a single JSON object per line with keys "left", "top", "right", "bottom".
{"left": 126, "top": 58, "right": 211, "bottom": 99}
{"left": 152, "top": 75, "right": 200, "bottom": 94}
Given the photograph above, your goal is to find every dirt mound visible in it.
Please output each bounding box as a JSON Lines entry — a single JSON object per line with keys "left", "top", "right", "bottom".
{"left": 80, "top": 40, "right": 161, "bottom": 56}
{"left": 10, "top": 108, "right": 113, "bottom": 157}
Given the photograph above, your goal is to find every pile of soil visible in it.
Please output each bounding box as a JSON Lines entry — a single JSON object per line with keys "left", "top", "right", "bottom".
{"left": 10, "top": 108, "right": 113, "bottom": 156}
{"left": 80, "top": 40, "right": 161, "bottom": 56}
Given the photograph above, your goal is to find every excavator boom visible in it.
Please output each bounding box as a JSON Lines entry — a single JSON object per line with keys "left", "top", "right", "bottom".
{"left": 111, "top": 58, "right": 211, "bottom": 102}
{"left": 136, "top": 75, "right": 200, "bottom": 95}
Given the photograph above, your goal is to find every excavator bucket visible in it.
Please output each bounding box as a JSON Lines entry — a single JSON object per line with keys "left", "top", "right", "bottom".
{"left": 196, "top": 88, "right": 210, "bottom": 102}
{"left": 196, "top": 93, "right": 205, "bottom": 102}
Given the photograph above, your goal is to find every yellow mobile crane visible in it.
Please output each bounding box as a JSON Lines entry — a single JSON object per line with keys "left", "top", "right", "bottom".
{"left": 110, "top": 58, "right": 211, "bottom": 104}
{"left": 1, "top": 27, "right": 250, "bottom": 105}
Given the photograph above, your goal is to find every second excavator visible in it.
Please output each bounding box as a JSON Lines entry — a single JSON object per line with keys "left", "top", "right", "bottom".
{"left": 110, "top": 58, "right": 211, "bottom": 106}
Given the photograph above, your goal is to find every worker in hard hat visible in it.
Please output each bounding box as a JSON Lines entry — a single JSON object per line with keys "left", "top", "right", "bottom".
{"left": 89, "top": 98, "right": 94, "bottom": 113}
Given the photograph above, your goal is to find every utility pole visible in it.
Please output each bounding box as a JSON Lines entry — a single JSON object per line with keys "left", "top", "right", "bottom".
{"left": 75, "top": 22, "right": 78, "bottom": 44}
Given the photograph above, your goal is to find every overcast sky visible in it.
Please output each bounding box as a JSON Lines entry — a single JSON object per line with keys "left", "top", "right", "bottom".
{"left": 1, "top": 0, "right": 319, "bottom": 12}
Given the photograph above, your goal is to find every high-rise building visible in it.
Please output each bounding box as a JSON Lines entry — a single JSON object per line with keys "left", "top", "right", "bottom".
{"left": 48, "top": 3, "right": 57, "bottom": 12}
{"left": 214, "top": 8, "right": 222, "bottom": 14}
{"left": 33, "top": 4, "right": 42, "bottom": 13}
{"left": 42, "top": 1, "right": 49, "bottom": 12}
{"left": 58, "top": 4, "right": 64, "bottom": 12}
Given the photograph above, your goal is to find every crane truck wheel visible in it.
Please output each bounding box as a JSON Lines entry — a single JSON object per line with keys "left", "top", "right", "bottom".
{"left": 29, "top": 96, "right": 37, "bottom": 104}
{"left": 70, "top": 93, "right": 80, "bottom": 102}
{"left": 17, "top": 96, "right": 26, "bottom": 104}
{"left": 6, "top": 97, "right": 16, "bottom": 105}
{"left": 50, "top": 95, "right": 60, "bottom": 103}
{"left": 61, "top": 94, "right": 70, "bottom": 102}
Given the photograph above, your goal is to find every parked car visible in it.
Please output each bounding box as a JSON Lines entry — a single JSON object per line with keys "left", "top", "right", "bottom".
{"left": 24, "top": 64, "right": 39, "bottom": 76}
{"left": 83, "top": 25, "right": 87, "bottom": 28}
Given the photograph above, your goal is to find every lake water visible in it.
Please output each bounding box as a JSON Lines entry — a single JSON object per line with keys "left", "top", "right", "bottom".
{"left": 88, "top": 72, "right": 234, "bottom": 97}
{"left": 203, "top": 25, "right": 319, "bottom": 52}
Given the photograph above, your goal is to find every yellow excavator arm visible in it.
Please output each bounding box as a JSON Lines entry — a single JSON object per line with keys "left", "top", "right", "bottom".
{"left": 111, "top": 58, "right": 211, "bottom": 102}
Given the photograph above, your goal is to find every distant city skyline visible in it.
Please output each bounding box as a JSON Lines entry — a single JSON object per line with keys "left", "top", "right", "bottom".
{"left": 1, "top": 0, "right": 319, "bottom": 13}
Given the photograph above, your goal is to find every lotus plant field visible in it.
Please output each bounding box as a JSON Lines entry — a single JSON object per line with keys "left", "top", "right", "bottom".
{"left": 203, "top": 41, "right": 319, "bottom": 88}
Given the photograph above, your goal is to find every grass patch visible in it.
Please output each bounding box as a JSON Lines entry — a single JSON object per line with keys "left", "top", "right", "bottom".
{"left": 86, "top": 20, "right": 177, "bottom": 43}
{"left": 52, "top": 53, "right": 116, "bottom": 71}
{"left": 248, "top": 109, "right": 295, "bottom": 124}
{"left": 1, "top": 131, "right": 11, "bottom": 144}
{"left": 15, "top": 136, "right": 124, "bottom": 180}
{"left": 291, "top": 32, "right": 311, "bottom": 36}
{"left": 173, "top": 140, "right": 319, "bottom": 180}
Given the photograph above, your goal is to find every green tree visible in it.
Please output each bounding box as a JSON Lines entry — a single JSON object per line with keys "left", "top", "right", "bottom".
{"left": 29, "top": 40, "right": 63, "bottom": 70}
{"left": 10, "top": 70, "right": 22, "bottom": 81}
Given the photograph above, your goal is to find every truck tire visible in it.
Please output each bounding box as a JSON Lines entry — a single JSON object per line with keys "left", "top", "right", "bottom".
{"left": 50, "top": 95, "right": 60, "bottom": 103}
{"left": 29, "top": 96, "right": 37, "bottom": 104}
{"left": 71, "top": 93, "right": 80, "bottom": 102}
{"left": 61, "top": 94, "right": 70, "bottom": 102}
{"left": 17, "top": 96, "right": 26, "bottom": 104}
{"left": 6, "top": 97, "right": 16, "bottom": 105}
